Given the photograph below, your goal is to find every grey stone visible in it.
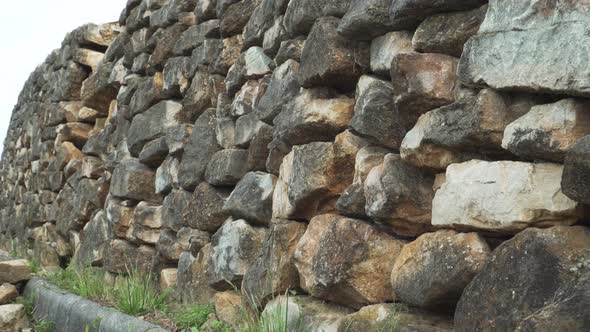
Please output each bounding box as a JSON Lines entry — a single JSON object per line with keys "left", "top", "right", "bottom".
{"left": 336, "top": 146, "right": 388, "bottom": 218}
{"left": 284, "top": 0, "right": 352, "bottom": 36}
{"left": 138, "top": 137, "right": 169, "bottom": 167}
{"left": 225, "top": 47, "right": 273, "bottom": 96}
{"left": 241, "top": 220, "right": 306, "bottom": 309}
{"left": 207, "top": 218, "right": 267, "bottom": 290}
{"left": 364, "top": 154, "right": 435, "bottom": 237}
{"left": 179, "top": 109, "right": 222, "bottom": 190}
{"left": 274, "top": 38, "right": 305, "bottom": 66}
{"left": 502, "top": 99, "right": 590, "bottom": 162}
{"left": 162, "top": 188, "right": 192, "bottom": 232}
{"left": 412, "top": 5, "right": 486, "bottom": 57}
{"left": 388, "top": 0, "right": 486, "bottom": 30}
{"left": 294, "top": 214, "right": 404, "bottom": 309}
{"left": 220, "top": 0, "right": 259, "bottom": 38}
{"left": 205, "top": 149, "right": 250, "bottom": 186}
{"left": 110, "top": 158, "right": 161, "bottom": 203}
{"left": 223, "top": 172, "right": 276, "bottom": 226}
{"left": 369, "top": 31, "right": 413, "bottom": 77}
{"left": 337, "top": 0, "right": 396, "bottom": 41}
{"left": 351, "top": 75, "right": 404, "bottom": 149}
{"left": 254, "top": 59, "right": 301, "bottom": 124}
{"left": 183, "top": 182, "right": 231, "bottom": 232}
{"left": 391, "top": 230, "right": 491, "bottom": 310}
{"left": 455, "top": 226, "right": 590, "bottom": 332}
{"left": 562, "top": 135, "right": 590, "bottom": 205}
{"left": 298, "top": 17, "right": 369, "bottom": 91}
{"left": 173, "top": 20, "right": 220, "bottom": 55}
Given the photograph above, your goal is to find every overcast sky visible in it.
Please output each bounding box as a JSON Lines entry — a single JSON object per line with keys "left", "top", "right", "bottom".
{"left": 0, "top": 0, "right": 125, "bottom": 155}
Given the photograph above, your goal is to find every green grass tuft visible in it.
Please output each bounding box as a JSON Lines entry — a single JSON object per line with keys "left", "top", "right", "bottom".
{"left": 47, "top": 266, "right": 109, "bottom": 301}
{"left": 169, "top": 304, "right": 214, "bottom": 330}
{"left": 113, "top": 268, "right": 169, "bottom": 316}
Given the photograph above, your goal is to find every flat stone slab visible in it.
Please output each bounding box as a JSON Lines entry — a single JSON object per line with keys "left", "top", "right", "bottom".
{"left": 24, "top": 278, "right": 168, "bottom": 332}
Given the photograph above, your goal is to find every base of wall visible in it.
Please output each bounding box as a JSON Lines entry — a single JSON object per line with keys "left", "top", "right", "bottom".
{"left": 24, "top": 278, "right": 167, "bottom": 332}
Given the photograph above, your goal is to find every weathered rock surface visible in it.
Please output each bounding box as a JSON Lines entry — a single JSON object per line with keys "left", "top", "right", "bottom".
{"left": 351, "top": 75, "right": 404, "bottom": 149}
{"left": 262, "top": 295, "right": 353, "bottom": 331}
{"left": 207, "top": 218, "right": 268, "bottom": 290}
{"left": 412, "top": 5, "right": 486, "bottom": 57}
{"left": 0, "top": 304, "right": 30, "bottom": 331}
{"left": 241, "top": 220, "right": 306, "bottom": 308}
{"left": 459, "top": 1, "right": 590, "bottom": 97}
{"left": 223, "top": 172, "right": 276, "bottom": 226}
{"left": 369, "top": 31, "right": 413, "bottom": 77}
{"left": 432, "top": 160, "right": 582, "bottom": 233}
{"left": 391, "top": 230, "right": 491, "bottom": 311}
{"left": 502, "top": 99, "right": 590, "bottom": 162}
{"left": 365, "top": 154, "right": 435, "bottom": 236}
{"left": 455, "top": 226, "right": 590, "bottom": 332}
{"left": 337, "top": 146, "right": 388, "bottom": 218}
{"left": 391, "top": 53, "right": 458, "bottom": 128}
{"left": 337, "top": 0, "right": 395, "bottom": 41}
{"left": 183, "top": 182, "right": 230, "bottom": 232}
{"left": 562, "top": 135, "right": 590, "bottom": 204}
{"left": 337, "top": 304, "right": 453, "bottom": 332}
{"left": 0, "top": 284, "right": 18, "bottom": 305}
{"left": 401, "top": 89, "right": 527, "bottom": 170}
{"left": 179, "top": 108, "right": 222, "bottom": 190}
{"left": 0, "top": 260, "right": 31, "bottom": 284}
{"left": 294, "top": 214, "right": 405, "bottom": 309}
{"left": 389, "top": 0, "right": 487, "bottom": 30}
{"left": 110, "top": 158, "right": 161, "bottom": 203}
{"left": 298, "top": 17, "right": 369, "bottom": 91}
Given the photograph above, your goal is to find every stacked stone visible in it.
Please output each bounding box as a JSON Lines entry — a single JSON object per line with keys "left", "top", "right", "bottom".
{"left": 0, "top": 0, "right": 589, "bottom": 331}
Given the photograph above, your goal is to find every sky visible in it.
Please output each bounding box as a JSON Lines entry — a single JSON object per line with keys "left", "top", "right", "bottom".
{"left": 0, "top": 0, "right": 126, "bottom": 155}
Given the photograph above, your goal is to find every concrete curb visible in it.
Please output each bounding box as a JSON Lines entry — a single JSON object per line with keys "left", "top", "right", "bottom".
{"left": 24, "top": 278, "right": 169, "bottom": 332}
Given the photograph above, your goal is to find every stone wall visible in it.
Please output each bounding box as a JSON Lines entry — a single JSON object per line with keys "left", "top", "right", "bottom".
{"left": 1, "top": 0, "right": 589, "bottom": 330}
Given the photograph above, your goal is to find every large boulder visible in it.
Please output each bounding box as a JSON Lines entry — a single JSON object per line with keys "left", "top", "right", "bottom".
{"left": 294, "top": 214, "right": 405, "bottom": 309}
{"left": 432, "top": 160, "right": 582, "bottom": 234}
{"left": 298, "top": 17, "right": 369, "bottom": 91}
{"left": 272, "top": 88, "right": 355, "bottom": 148}
{"left": 254, "top": 60, "right": 301, "bottom": 124}
{"left": 0, "top": 260, "right": 31, "bottom": 284}
{"left": 391, "top": 230, "right": 491, "bottom": 311}
{"left": 459, "top": 0, "right": 590, "bottom": 97}
{"left": 364, "top": 154, "right": 435, "bottom": 236}
{"left": 391, "top": 53, "right": 458, "bottom": 128}
{"left": 412, "top": 5, "right": 487, "bottom": 57}
{"left": 562, "top": 135, "right": 590, "bottom": 204}
{"left": 284, "top": 0, "right": 352, "bottom": 36}
{"left": 400, "top": 89, "right": 527, "bottom": 170}
{"left": 179, "top": 109, "right": 222, "bottom": 190}
{"left": 502, "top": 98, "right": 590, "bottom": 162}
{"left": 241, "top": 220, "right": 307, "bottom": 309}
{"left": 223, "top": 172, "right": 276, "bottom": 226}
{"left": 176, "top": 249, "right": 217, "bottom": 304}
{"left": 336, "top": 146, "right": 388, "bottom": 218}
{"left": 272, "top": 132, "right": 368, "bottom": 221}
{"left": 337, "top": 0, "right": 396, "bottom": 41}
{"left": 0, "top": 304, "right": 30, "bottom": 331}
{"left": 182, "top": 182, "right": 231, "bottom": 233}
{"left": 369, "top": 31, "right": 413, "bottom": 77}
{"left": 207, "top": 219, "right": 268, "bottom": 290}
{"left": 127, "top": 100, "right": 185, "bottom": 156}
{"left": 351, "top": 75, "right": 404, "bottom": 149}
{"left": 455, "top": 226, "right": 590, "bottom": 332}
{"left": 388, "top": 0, "right": 487, "bottom": 30}
{"left": 110, "top": 158, "right": 161, "bottom": 203}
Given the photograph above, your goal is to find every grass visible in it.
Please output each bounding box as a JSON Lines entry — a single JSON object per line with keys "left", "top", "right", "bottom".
{"left": 46, "top": 266, "right": 109, "bottom": 301}
{"left": 169, "top": 304, "right": 214, "bottom": 330}
{"left": 28, "top": 258, "right": 41, "bottom": 274}
{"left": 114, "top": 268, "right": 170, "bottom": 316}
